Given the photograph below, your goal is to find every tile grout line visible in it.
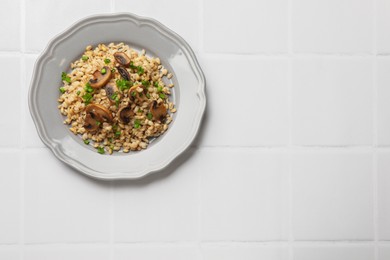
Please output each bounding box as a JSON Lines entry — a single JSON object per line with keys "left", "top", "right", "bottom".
{"left": 109, "top": 181, "right": 114, "bottom": 260}
{"left": 373, "top": 0, "right": 379, "bottom": 258}
{"left": 197, "top": 148, "right": 203, "bottom": 260}
{"left": 1, "top": 240, "right": 386, "bottom": 247}
{"left": 199, "top": 0, "right": 204, "bottom": 54}
{"left": 287, "top": 0, "right": 293, "bottom": 258}
{"left": 198, "top": 0, "right": 204, "bottom": 258}
{"left": 12, "top": 145, "right": 390, "bottom": 152}
{"left": 19, "top": 0, "right": 26, "bottom": 259}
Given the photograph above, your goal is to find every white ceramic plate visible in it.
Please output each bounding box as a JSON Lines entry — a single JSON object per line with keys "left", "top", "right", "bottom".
{"left": 29, "top": 13, "right": 206, "bottom": 180}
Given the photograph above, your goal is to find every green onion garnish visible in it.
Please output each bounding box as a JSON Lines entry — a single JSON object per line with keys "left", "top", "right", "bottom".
{"left": 134, "top": 119, "right": 141, "bottom": 129}
{"left": 61, "top": 72, "right": 71, "bottom": 84}
{"left": 116, "top": 79, "right": 133, "bottom": 91}
{"left": 147, "top": 112, "right": 153, "bottom": 120}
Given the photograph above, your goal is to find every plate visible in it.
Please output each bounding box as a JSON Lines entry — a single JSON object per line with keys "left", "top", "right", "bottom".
{"left": 28, "top": 13, "right": 206, "bottom": 180}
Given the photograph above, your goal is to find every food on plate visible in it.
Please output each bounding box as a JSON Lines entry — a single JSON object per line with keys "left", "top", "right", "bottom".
{"left": 57, "top": 43, "right": 176, "bottom": 154}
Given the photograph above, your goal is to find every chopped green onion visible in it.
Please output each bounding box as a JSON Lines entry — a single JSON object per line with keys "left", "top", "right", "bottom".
{"left": 84, "top": 139, "right": 90, "bottom": 145}
{"left": 129, "top": 62, "right": 136, "bottom": 69}
{"left": 61, "top": 72, "right": 71, "bottom": 84}
{"left": 82, "top": 55, "right": 89, "bottom": 61}
{"left": 111, "top": 68, "right": 116, "bottom": 73}
{"left": 76, "top": 90, "right": 81, "bottom": 95}
{"left": 159, "top": 93, "right": 166, "bottom": 99}
{"left": 129, "top": 62, "right": 144, "bottom": 75}
{"left": 104, "top": 58, "right": 111, "bottom": 64}
{"left": 84, "top": 83, "right": 93, "bottom": 93}
{"left": 154, "top": 81, "right": 159, "bottom": 87}
{"left": 97, "top": 146, "right": 105, "bottom": 154}
{"left": 146, "top": 93, "right": 151, "bottom": 99}
{"left": 115, "top": 130, "right": 121, "bottom": 137}
{"left": 131, "top": 91, "right": 136, "bottom": 97}
{"left": 134, "top": 119, "right": 141, "bottom": 129}
{"left": 59, "top": 87, "right": 66, "bottom": 93}
{"left": 116, "top": 79, "right": 133, "bottom": 91}
{"left": 82, "top": 93, "right": 93, "bottom": 105}
{"left": 110, "top": 92, "right": 118, "bottom": 100}
{"left": 157, "top": 85, "right": 163, "bottom": 92}
{"left": 147, "top": 112, "right": 153, "bottom": 120}
{"left": 141, "top": 80, "right": 150, "bottom": 87}
{"left": 109, "top": 137, "right": 113, "bottom": 143}
{"left": 96, "top": 121, "right": 101, "bottom": 126}
{"left": 137, "top": 66, "right": 144, "bottom": 75}
{"left": 101, "top": 68, "right": 106, "bottom": 74}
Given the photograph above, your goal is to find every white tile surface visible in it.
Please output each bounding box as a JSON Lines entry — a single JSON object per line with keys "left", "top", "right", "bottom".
{"left": 376, "top": 0, "right": 390, "bottom": 54}
{"left": 0, "top": 56, "right": 21, "bottom": 147}
{"left": 0, "top": 0, "right": 387, "bottom": 258}
{"left": 202, "top": 245, "right": 289, "bottom": 260}
{"left": 113, "top": 149, "right": 199, "bottom": 242}
{"left": 0, "top": 152, "right": 20, "bottom": 244}
{"left": 24, "top": 149, "right": 110, "bottom": 243}
{"left": 292, "top": 58, "right": 373, "bottom": 146}
{"left": 201, "top": 149, "right": 289, "bottom": 241}
{"left": 115, "top": 0, "right": 199, "bottom": 52}
{"left": 377, "top": 58, "right": 390, "bottom": 146}
{"left": 25, "top": 0, "right": 111, "bottom": 52}
{"left": 292, "top": 0, "right": 373, "bottom": 53}
{"left": 114, "top": 245, "right": 200, "bottom": 260}
{"left": 203, "top": 0, "right": 288, "bottom": 53}
{"left": 294, "top": 246, "right": 374, "bottom": 260}
{"left": 196, "top": 56, "right": 289, "bottom": 146}
{"left": 378, "top": 245, "right": 390, "bottom": 260}
{"left": 292, "top": 152, "right": 374, "bottom": 240}
{"left": 24, "top": 246, "right": 110, "bottom": 260}
{"left": 377, "top": 152, "right": 390, "bottom": 240}
{"left": 0, "top": 0, "right": 20, "bottom": 51}
{"left": 0, "top": 248, "right": 20, "bottom": 260}
{"left": 24, "top": 55, "right": 44, "bottom": 148}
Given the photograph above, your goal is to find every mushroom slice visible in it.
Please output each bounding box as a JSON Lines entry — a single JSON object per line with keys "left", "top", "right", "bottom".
{"left": 118, "top": 106, "right": 135, "bottom": 124}
{"left": 89, "top": 66, "right": 112, "bottom": 89}
{"left": 114, "top": 52, "right": 131, "bottom": 66}
{"left": 150, "top": 101, "right": 167, "bottom": 121}
{"left": 84, "top": 114, "right": 100, "bottom": 132}
{"left": 128, "top": 85, "right": 147, "bottom": 103}
{"left": 117, "top": 66, "right": 131, "bottom": 81}
{"left": 104, "top": 83, "right": 120, "bottom": 104}
{"left": 85, "top": 103, "right": 113, "bottom": 123}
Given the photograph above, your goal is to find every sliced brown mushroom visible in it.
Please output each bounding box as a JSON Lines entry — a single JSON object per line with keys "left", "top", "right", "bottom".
{"left": 89, "top": 66, "right": 112, "bottom": 89}
{"left": 84, "top": 114, "right": 100, "bottom": 132}
{"left": 150, "top": 101, "right": 167, "bottom": 121}
{"left": 104, "top": 83, "right": 120, "bottom": 104}
{"left": 85, "top": 103, "right": 113, "bottom": 123}
{"left": 128, "top": 85, "right": 147, "bottom": 103}
{"left": 114, "top": 52, "right": 131, "bottom": 66}
{"left": 118, "top": 106, "right": 135, "bottom": 124}
{"left": 117, "top": 66, "right": 131, "bottom": 81}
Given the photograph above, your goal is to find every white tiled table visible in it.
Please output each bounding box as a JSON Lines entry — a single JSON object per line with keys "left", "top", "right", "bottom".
{"left": 1, "top": 0, "right": 390, "bottom": 259}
